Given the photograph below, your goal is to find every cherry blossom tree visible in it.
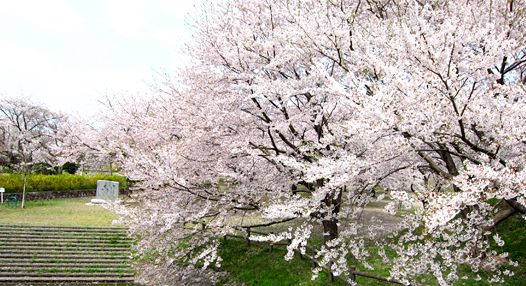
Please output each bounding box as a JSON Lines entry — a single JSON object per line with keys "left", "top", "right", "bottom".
{"left": 57, "top": 102, "right": 125, "bottom": 174}
{"left": 64, "top": 0, "right": 526, "bottom": 285}
{"left": 57, "top": 91, "right": 163, "bottom": 174}
{"left": 0, "top": 95, "right": 64, "bottom": 208}
{"left": 276, "top": 0, "right": 526, "bottom": 283}
{"left": 296, "top": 0, "right": 526, "bottom": 283}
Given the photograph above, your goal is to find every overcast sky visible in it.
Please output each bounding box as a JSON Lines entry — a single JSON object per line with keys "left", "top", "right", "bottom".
{"left": 0, "top": 0, "right": 205, "bottom": 115}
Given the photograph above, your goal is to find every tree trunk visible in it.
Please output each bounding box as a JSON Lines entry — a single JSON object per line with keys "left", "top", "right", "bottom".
{"left": 481, "top": 200, "right": 517, "bottom": 232}
{"left": 306, "top": 180, "right": 344, "bottom": 245}
{"left": 22, "top": 169, "right": 27, "bottom": 209}
{"left": 505, "top": 198, "right": 526, "bottom": 214}
{"left": 483, "top": 208, "right": 516, "bottom": 232}
{"left": 322, "top": 218, "right": 339, "bottom": 243}
{"left": 322, "top": 186, "right": 344, "bottom": 245}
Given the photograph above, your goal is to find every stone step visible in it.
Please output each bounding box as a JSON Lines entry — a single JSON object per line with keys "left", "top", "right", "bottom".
{"left": 0, "top": 262, "right": 131, "bottom": 268}
{"left": 0, "top": 244, "right": 130, "bottom": 251}
{"left": 0, "top": 246, "right": 130, "bottom": 252}
{"left": 0, "top": 233, "right": 126, "bottom": 240}
{"left": 0, "top": 224, "right": 127, "bottom": 230}
{"left": 0, "top": 229, "right": 127, "bottom": 236}
{"left": 1, "top": 258, "right": 128, "bottom": 263}
{"left": 0, "top": 228, "right": 127, "bottom": 234}
{"left": 1, "top": 266, "right": 134, "bottom": 272}
{"left": 0, "top": 233, "right": 131, "bottom": 239}
{"left": 0, "top": 224, "right": 135, "bottom": 284}
{"left": 0, "top": 276, "right": 136, "bottom": 282}
{"left": 2, "top": 241, "right": 130, "bottom": 247}
{"left": 0, "top": 272, "right": 135, "bottom": 277}
{"left": 0, "top": 227, "right": 128, "bottom": 232}
{"left": 0, "top": 249, "right": 129, "bottom": 255}
{"left": 2, "top": 235, "right": 130, "bottom": 240}
{"left": 1, "top": 240, "right": 130, "bottom": 245}
{"left": 0, "top": 253, "right": 129, "bottom": 260}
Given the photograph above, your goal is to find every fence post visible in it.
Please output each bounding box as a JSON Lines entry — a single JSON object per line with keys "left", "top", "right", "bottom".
{"left": 328, "top": 261, "right": 334, "bottom": 283}
{"left": 246, "top": 228, "right": 251, "bottom": 248}
{"left": 312, "top": 246, "right": 317, "bottom": 268}
{"left": 268, "top": 232, "right": 273, "bottom": 253}
{"left": 126, "top": 177, "right": 131, "bottom": 195}
{"left": 349, "top": 265, "right": 355, "bottom": 282}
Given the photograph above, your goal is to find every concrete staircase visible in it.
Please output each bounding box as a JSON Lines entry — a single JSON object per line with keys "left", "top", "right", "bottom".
{"left": 0, "top": 224, "right": 136, "bottom": 284}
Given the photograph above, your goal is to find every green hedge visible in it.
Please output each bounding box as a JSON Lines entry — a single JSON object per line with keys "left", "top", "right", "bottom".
{"left": 0, "top": 173, "right": 127, "bottom": 193}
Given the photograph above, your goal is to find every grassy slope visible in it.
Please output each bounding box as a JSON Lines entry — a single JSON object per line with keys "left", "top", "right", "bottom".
{"left": 0, "top": 197, "right": 121, "bottom": 226}
{"left": 218, "top": 213, "right": 526, "bottom": 286}
{"left": 219, "top": 239, "right": 348, "bottom": 286}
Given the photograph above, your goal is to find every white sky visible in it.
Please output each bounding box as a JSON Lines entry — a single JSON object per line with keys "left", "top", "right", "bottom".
{"left": 0, "top": 0, "right": 205, "bottom": 115}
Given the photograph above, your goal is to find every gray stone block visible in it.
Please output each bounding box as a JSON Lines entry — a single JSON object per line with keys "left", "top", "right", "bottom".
{"left": 95, "top": 180, "right": 119, "bottom": 202}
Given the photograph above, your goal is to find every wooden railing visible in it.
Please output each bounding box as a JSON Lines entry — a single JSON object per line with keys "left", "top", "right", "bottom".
{"left": 223, "top": 226, "right": 423, "bottom": 286}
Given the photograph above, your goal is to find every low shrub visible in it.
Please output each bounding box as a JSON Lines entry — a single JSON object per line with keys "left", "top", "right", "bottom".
{"left": 0, "top": 173, "right": 127, "bottom": 193}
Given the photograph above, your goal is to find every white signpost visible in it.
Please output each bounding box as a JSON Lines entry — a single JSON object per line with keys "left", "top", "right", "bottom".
{"left": 0, "top": 188, "right": 4, "bottom": 204}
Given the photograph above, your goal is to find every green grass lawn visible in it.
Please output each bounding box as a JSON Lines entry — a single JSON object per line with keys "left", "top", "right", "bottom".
{"left": 0, "top": 197, "right": 121, "bottom": 226}
{"left": 218, "top": 239, "right": 348, "bottom": 286}
{"left": 216, "top": 214, "right": 526, "bottom": 286}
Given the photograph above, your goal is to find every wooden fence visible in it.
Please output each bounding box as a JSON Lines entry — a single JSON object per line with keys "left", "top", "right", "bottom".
{"left": 223, "top": 226, "right": 422, "bottom": 286}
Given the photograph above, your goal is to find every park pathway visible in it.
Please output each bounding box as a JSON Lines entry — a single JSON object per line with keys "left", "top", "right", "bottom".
{"left": 0, "top": 224, "right": 136, "bottom": 285}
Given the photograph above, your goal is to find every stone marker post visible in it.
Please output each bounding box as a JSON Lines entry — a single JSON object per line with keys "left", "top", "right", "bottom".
{"left": 91, "top": 180, "right": 119, "bottom": 204}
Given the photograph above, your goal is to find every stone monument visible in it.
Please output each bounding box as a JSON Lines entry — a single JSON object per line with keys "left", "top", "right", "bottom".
{"left": 91, "top": 180, "right": 119, "bottom": 204}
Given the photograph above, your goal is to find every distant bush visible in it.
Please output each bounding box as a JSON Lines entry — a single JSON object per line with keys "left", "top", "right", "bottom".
{"left": 0, "top": 173, "right": 127, "bottom": 193}
{"left": 62, "top": 162, "right": 79, "bottom": 174}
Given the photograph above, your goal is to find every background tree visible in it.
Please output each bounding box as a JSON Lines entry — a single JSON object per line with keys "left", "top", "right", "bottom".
{"left": 55, "top": 91, "right": 141, "bottom": 175}
{"left": 0, "top": 95, "right": 64, "bottom": 208}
